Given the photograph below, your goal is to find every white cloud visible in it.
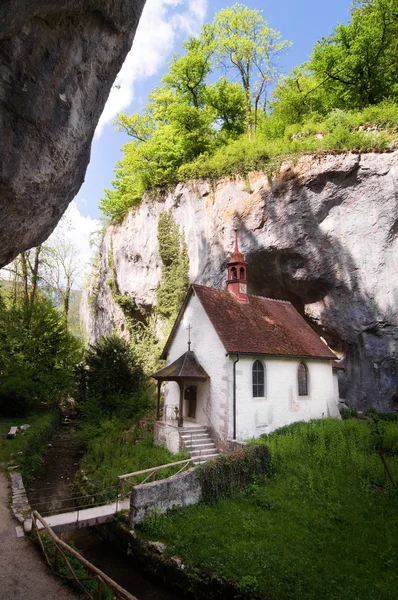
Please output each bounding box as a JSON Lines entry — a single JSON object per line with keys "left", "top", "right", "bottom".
{"left": 95, "top": 0, "right": 208, "bottom": 138}
{"left": 48, "top": 201, "right": 100, "bottom": 289}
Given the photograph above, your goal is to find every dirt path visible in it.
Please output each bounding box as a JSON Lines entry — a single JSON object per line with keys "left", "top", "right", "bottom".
{"left": 0, "top": 472, "right": 77, "bottom": 600}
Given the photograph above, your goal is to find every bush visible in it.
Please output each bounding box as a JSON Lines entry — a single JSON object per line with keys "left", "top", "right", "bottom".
{"left": 76, "top": 334, "right": 149, "bottom": 422}
{"left": 0, "top": 293, "right": 82, "bottom": 416}
{"left": 197, "top": 444, "right": 271, "bottom": 505}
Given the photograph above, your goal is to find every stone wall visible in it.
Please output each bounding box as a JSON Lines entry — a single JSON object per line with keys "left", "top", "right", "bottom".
{"left": 130, "top": 468, "right": 201, "bottom": 527}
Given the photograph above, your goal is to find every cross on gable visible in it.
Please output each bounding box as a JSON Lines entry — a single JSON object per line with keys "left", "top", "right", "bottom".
{"left": 186, "top": 323, "right": 192, "bottom": 351}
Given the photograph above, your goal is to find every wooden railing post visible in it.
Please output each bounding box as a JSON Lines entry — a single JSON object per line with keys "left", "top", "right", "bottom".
{"left": 96, "top": 577, "right": 103, "bottom": 600}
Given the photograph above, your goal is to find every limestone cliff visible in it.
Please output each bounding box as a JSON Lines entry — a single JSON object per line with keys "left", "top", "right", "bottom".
{"left": 0, "top": 0, "right": 145, "bottom": 267}
{"left": 81, "top": 152, "right": 398, "bottom": 412}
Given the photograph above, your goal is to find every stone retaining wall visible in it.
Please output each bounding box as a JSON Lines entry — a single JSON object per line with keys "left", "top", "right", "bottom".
{"left": 9, "top": 469, "right": 32, "bottom": 533}
{"left": 130, "top": 468, "right": 201, "bottom": 527}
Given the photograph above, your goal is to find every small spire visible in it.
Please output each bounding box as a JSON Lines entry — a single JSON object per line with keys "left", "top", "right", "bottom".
{"left": 227, "top": 227, "right": 248, "bottom": 303}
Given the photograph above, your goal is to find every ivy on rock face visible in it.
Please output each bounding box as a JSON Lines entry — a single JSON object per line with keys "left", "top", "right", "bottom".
{"left": 102, "top": 213, "right": 189, "bottom": 375}
{"left": 156, "top": 211, "right": 189, "bottom": 323}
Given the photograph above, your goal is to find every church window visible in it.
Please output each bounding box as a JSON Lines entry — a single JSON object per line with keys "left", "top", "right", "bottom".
{"left": 240, "top": 267, "right": 245, "bottom": 279}
{"left": 298, "top": 363, "right": 309, "bottom": 396}
{"left": 231, "top": 267, "right": 237, "bottom": 280}
{"left": 252, "top": 360, "right": 265, "bottom": 397}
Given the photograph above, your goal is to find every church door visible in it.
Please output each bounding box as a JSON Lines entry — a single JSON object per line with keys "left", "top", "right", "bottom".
{"left": 186, "top": 386, "right": 197, "bottom": 419}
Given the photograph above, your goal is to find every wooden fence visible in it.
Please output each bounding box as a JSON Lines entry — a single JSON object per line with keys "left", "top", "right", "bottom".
{"left": 32, "top": 511, "right": 137, "bottom": 600}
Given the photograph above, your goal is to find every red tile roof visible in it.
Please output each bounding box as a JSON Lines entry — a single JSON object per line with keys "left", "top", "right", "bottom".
{"left": 161, "top": 285, "right": 336, "bottom": 361}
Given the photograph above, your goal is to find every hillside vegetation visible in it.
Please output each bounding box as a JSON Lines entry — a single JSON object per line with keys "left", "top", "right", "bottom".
{"left": 100, "top": 0, "right": 398, "bottom": 221}
{"left": 139, "top": 418, "right": 398, "bottom": 600}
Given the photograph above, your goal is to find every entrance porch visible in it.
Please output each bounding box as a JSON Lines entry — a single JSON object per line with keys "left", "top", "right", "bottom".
{"left": 152, "top": 350, "right": 209, "bottom": 429}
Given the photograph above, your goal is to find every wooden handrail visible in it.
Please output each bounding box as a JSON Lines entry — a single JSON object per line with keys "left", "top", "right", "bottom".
{"left": 118, "top": 458, "right": 195, "bottom": 481}
{"left": 32, "top": 511, "right": 138, "bottom": 600}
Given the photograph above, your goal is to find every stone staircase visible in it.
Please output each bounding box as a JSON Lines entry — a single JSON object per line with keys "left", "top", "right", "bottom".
{"left": 179, "top": 425, "right": 220, "bottom": 464}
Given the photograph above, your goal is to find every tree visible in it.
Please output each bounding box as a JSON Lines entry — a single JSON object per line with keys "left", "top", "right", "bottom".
{"left": 0, "top": 290, "right": 82, "bottom": 416}
{"left": 163, "top": 36, "right": 213, "bottom": 109}
{"left": 309, "top": 0, "right": 398, "bottom": 109}
{"left": 205, "top": 3, "right": 291, "bottom": 134}
{"left": 75, "top": 334, "right": 145, "bottom": 419}
{"left": 206, "top": 77, "right": 246, "bottom": 136}
{"left": 270, "top": 67, "right": 331, "bottom": 127}
{"left": 42, "top": 231, "right": 82, "bottom": 323}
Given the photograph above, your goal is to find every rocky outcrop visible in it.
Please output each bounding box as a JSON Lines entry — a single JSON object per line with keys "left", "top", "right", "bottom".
{"left": 0, "top": 0, "right": 146, "bottom": 267}
{"left": 82, "top": 152, "right": 398, "bottom": 412}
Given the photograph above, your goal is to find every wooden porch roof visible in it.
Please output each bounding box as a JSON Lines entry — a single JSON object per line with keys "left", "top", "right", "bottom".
{"left": 152, "top": 350, "right": 209, "bottom": 382}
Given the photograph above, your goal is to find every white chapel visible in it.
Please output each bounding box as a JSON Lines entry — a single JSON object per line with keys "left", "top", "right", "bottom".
{"left": 153, "top": 231, "right": 342, "bottom": 456}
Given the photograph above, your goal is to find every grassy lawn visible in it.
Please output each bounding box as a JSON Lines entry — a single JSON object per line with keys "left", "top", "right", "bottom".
{"left": 75, "top": 417, "right": 189, "bottom": 496}
{"left": 139, "top": 419, "right": 398, "bottom": 600}
{"left": 0, "top": 412, "right": 52, "bottom": 465}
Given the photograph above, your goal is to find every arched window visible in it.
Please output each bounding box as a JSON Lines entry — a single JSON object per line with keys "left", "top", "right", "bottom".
{"left": 231, "top": 267, "right": 237, "bottom": 280}
{"left": 240, "top": 267, "right": 245, "bottom": 280}
{"left": 252, "top": 360, "right": 265, "bottom": 397}
{"left": 298, "top": 363, "right": 309, "bottom": 396}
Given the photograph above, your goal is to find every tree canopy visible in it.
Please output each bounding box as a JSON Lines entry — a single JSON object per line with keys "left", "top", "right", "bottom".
{"left": 100, "top": 0, "right": 398, "bottom": 222}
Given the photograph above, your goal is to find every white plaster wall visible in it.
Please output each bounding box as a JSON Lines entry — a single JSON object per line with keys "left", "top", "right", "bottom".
{"left": 164, "top": 293, "right": 229, "bottom": 439}
{"left": 154, "top": 423, "right": 181, "bottom": 454}
{"left": 232, "top": 356, "right": 338, "bottom": 441}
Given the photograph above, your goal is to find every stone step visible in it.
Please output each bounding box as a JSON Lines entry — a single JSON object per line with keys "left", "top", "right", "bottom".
{"left": 180, "top": 432, "right": 210, "bottom": 440}
{"left": 189, "top": 448, "right": 217, "bottom": 457}
{"left": 181, "top": 436, "right": 212, "bottom": 445}
{"left": 184, "top": 440, "right": 215, "bottom": 450}
{"left": 192, "top": 453, "right": 220, "bottom": 463}
{"left": 180, "top": 428, "right": 208, "bottom": 435}
{"left": 186, "top": 440, "right": 216, "bottom": 447}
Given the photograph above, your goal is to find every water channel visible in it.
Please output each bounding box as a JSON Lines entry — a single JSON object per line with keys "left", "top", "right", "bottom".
{"left": 25, "top": 424, "right": 182, "bottom": 600}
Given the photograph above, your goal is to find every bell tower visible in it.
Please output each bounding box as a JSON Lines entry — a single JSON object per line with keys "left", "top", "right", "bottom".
{"left": 227, "top": 229, "right": 248, "bottom": 303}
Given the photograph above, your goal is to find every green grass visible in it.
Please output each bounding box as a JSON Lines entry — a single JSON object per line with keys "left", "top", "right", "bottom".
{"left": 138, "top": 419, "right": 398, "bottom": 600}
{"left": 75, "top": 416, "right": 189, "bottom": 497}
{"left": 0, "top": 411, "right": 59, "bottom": 471}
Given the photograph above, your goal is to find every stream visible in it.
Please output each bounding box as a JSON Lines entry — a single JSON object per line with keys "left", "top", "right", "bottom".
{"left": 26, "top": 423, "right": 182, "bottom": 600}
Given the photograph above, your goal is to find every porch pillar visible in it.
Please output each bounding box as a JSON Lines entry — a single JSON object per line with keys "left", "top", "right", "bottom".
{"left": 178, "top": 382, "right": 184, "bottom": 428}
{"left": 156, "top": 380, "right": 161, "bottom": 420}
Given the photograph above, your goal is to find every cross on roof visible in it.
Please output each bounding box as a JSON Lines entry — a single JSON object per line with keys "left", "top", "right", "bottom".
{"left": 186, "top": 323, "right": 192, "bottom": 351}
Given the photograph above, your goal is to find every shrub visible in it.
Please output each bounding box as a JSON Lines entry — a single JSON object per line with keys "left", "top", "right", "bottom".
{"left": 197, "top": 444, "right": 271, "bottom": 505}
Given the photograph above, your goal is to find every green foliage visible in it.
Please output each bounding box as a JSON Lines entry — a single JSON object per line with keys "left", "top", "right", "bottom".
{"left": 100, "top": 2, "right": 398, "bottom": 222}
{"left": 0, "top": 291, "right": 82, "bottom": 417}
{"left": 20, "top": 410, "right": 61, "bottom": 480}
{"left": 100, "top": 3, "right": 290, "bottom": 221}
{"left": 138, "top": 419, "right": 398, "bottom": 600}
{"left": 197, "top": 444, "right": 271, "bottom": 504}
{"left": 156, "top": 211, "right": 189, "bottom": 322}
{"left": 341, "top": 406, "right": 358, "bottom": 420}
{"left": 75, "top": 334, "right": 146, "bottom": 421}
{"left": 76, "top": 418, "right": 188, "bottom": 494}
{"left": 205, "top": 2, "right": 291, "bottom": 132}
{"left": 0, "top": 411, "right": 59, "bottom": 468}
{"left": 180, "top": 100, "right": 398, "bottom": 182}
{"left": 309, "top": 0, "right": 398, "bottom": 109}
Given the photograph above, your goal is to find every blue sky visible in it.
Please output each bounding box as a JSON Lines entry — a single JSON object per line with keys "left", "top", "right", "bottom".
{"left": 75, "top": 0, "right": 352, "bottom": 220}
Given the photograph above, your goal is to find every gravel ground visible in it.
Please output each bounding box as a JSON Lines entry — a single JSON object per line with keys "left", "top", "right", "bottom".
{"left": 0, "top": 472, "right": 77, "bottom": 600}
